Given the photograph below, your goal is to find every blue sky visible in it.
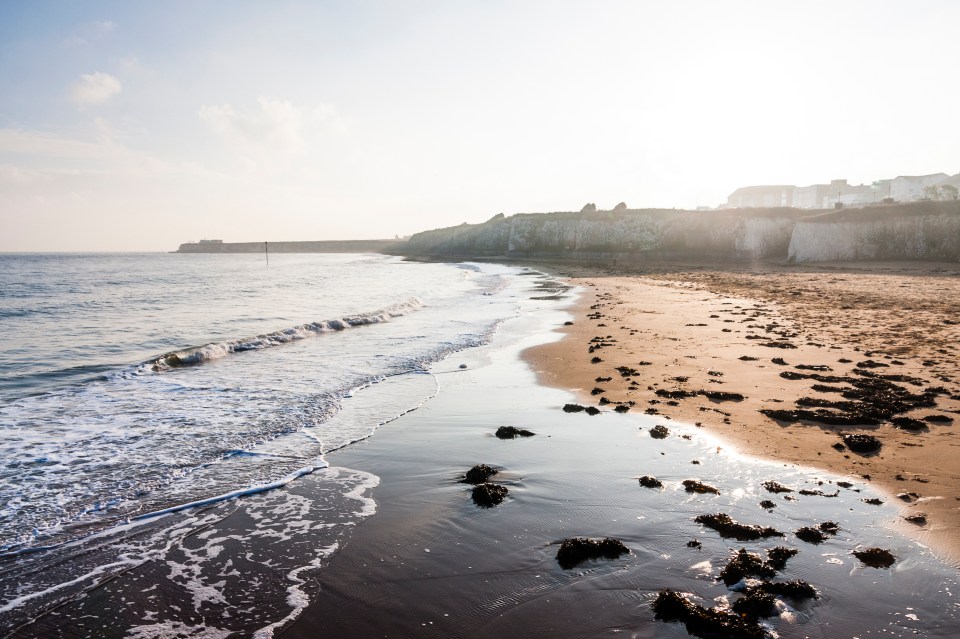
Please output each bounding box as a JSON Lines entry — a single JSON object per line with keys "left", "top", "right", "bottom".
{"left": 2, "top": 1, "right": 959, "bottom": 250}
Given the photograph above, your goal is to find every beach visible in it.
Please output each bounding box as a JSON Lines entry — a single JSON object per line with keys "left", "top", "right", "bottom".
{"left": 283, "top": 263, "right": 960, "bottom": 638}
{"left": 525, "top": 261, "right": 960, "bottom": 565}
{"left": 3, "top": 257, "right": 959, "bottom": 638}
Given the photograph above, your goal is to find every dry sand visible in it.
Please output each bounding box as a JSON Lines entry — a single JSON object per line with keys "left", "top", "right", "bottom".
{"left": 524, "top": 261, "right": 960, "bottom": 564}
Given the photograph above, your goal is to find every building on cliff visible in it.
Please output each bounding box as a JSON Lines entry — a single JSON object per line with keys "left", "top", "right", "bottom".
{"left": 726, "top": 173, "right": 959, "bottom": 209}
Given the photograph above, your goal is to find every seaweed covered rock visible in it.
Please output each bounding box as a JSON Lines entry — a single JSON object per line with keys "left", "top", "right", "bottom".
{"left": 731, "top": 591, "right": 778, "bottom": 619}
{"left": 556, "top": 537, "right": 629, "bottom": 569}
{"left": 563, "top": 403, "right": 586, "bottom": 413}
{"left": 462, "top": 464, "right": 498, "bottom": 484}
{"left": 639, "top": 475, "right": 663, "bottom": 489}
{"left": 853, "top": 547, "right": 896, "bottom": 568}
{"left": 653, "top": 590, "right": 768, "bottom": 639}
{"left": 585, "top": 406, "right": 601, "bottom": 416}
{"left": 766, "top": 546, "right": 799, "bottom": 570}
{"left": 842, "top": 434, "right": 882, "bottom": 454}
{"left": 752, "top": 580, "right": 818, "bottom": 600}
{"left": 683, "top": 480, "right": 720, "bottom": 495}
{"left": 695, "top": 513, "right": 783, "bottom": 541}
{"left": 495, "top": 426, "right": 535, "bottom": 439}
{"left": 720, "top": 549, "right": 776, "bottom": 585}
{"left": 471, "top": 483, "right": 508, "bottom": 507}
{"left": 795, "top": 522, "right": 838, "bottom": 544}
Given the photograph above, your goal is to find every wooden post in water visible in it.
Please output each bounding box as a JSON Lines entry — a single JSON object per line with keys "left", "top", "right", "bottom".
{"left": 265, "top": 241, "right": 269, "bottom": 265}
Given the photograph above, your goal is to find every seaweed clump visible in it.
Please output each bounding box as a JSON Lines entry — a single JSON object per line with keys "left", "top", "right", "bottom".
{"left": 639, "top": 475, "right": 663, "bottom": 489}
{"left": 653, "top": 590, "right": 768, "bottom": 639}
{"left": 556, "top": 537, "right": 629, "bottom": 569}
{"left": 462, "top": 464, "right": 498, "bottom": 484}
{"left": 762, "top": 481, "right": 793, "bottom": 494}
{"left": 471, "top": 483, "right": 508, "bottom": 507}
{"left": 683, "top": 480, "right": 720, "bottom": 495}
{"left": 694, "top": 513, "right": 783, "bottom": 541}
{"left": 495, "top": 426, "right": 535, "bottom": 439}
{"left": 650, "top": 424, "right": 670, "bottom": 439}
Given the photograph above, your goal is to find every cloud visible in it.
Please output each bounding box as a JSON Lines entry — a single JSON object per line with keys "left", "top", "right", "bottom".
{"left": 71, "top": 72, "right": 122, "bottom": 106}
{"left": 198, "top": 97, "right": 347, "bottom": 173}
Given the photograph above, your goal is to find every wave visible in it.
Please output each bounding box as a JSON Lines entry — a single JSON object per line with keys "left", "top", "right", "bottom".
{"left": 146, "top": 297, "right": 423, "bottom": 371}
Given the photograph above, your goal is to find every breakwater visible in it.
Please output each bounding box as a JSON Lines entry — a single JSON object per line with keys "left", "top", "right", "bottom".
{"left": 176, "top": 239, "right": 404, "bottom": 254}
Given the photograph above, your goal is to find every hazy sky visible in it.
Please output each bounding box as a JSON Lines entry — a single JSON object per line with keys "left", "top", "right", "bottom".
{"left": 2, "top": 1, "right": 958, "bottom": 251}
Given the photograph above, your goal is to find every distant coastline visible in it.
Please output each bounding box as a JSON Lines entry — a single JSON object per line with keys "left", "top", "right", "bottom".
{"left": 174, "top": 239, "right": 406, "bottom": 254}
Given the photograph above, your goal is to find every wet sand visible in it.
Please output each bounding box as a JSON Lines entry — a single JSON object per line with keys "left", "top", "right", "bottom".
{"left": 524, "top": 261, "right": 960, "bottom": 565}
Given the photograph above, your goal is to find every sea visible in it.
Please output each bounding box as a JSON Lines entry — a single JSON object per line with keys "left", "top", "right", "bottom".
{"left": 0, "top": 252, "right": 534, "bottom": 636}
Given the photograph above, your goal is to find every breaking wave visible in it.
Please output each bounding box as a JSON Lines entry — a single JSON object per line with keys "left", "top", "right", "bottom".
{"left": 147, "top": 298, "right": 424, "bottom": 371}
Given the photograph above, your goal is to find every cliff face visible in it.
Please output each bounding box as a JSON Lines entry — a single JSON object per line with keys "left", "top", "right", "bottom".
{"left": 788, "top": 206, "right": 960, "bottom": 262}
{"left": 402, "top": 203, "right": 960, "bottom": 263}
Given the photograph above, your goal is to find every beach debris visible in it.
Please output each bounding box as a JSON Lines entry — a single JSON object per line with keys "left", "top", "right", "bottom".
{"left": 495, "top": 426, "right": 535, "bottom": 439}
{"left": 738, "top": 356, "right": 759, "bottom": 361}
{"left": 471, "top": 483, "right": 508, "bottom": 507}
{"left": 562, "top": 403, "right": 586, "bottom": 413}
{"left": 862, "top": 497, "right": 884, "bottom": 505}
{"left": 650, "top": 425, "right": 670, "bottom": 439}
{"left": 652, "top": 590, "right": 768, "bottom": 639}
{"left": 590, "top": 387, "right": 606, "bottom": 395}
{"left": 462, "top": 464, "right": 498, "bottom": 484}
{"left": 694, "top": 513, "right": 783, "bottom": 541}
{"left": 556, "top": 537, "right": 629, "bottom": 569}
{"left": 842, "top": 434, "right": 882, "bottom": 454}
{"left": 639, "top": 475, "right": 663, "bottom": 489}
{"left": 595, "top": 376, "right": 613, "bottom": 382}
{"left": 853, "top": 547, "right": 896, "bottom": 568}
{"left": 591, "top": 356, "right": 603, "bottom": 363}
{"left": 762, "top": 481, "right": 793, "bottom": 494}
{"left": 563, "top": 321, "right": 574, "bottom": 326}
{"left": 683, "top": 480, "right": 720, "bottom": 495}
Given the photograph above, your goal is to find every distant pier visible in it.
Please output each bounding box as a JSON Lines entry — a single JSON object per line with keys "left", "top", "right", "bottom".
{"left": 175, "top": 239, "right": 406, "bottom": 254}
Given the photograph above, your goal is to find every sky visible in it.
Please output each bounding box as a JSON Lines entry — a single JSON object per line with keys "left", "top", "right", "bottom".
{"left": 1, "top": 1, "right": 959, "bottom": 251}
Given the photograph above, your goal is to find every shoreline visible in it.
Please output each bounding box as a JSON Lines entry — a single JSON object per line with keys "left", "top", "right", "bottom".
{"left": 522, "top": 261, "right": 960, "bottom": 566}
{"left": 284, "top": 263, "right": 959, "bottom": 638}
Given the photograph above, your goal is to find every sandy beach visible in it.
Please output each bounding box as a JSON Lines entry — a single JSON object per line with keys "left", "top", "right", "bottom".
{"left": 525, "top": 261, "right": 960, "bottom": 565}
{"left": 281, "top": 264, "right": 960, "bottom": 638}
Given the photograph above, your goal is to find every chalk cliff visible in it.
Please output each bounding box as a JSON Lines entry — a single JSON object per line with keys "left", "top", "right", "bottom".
{"left": 401, "top": 202, "right": 960, "bottom": 263}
